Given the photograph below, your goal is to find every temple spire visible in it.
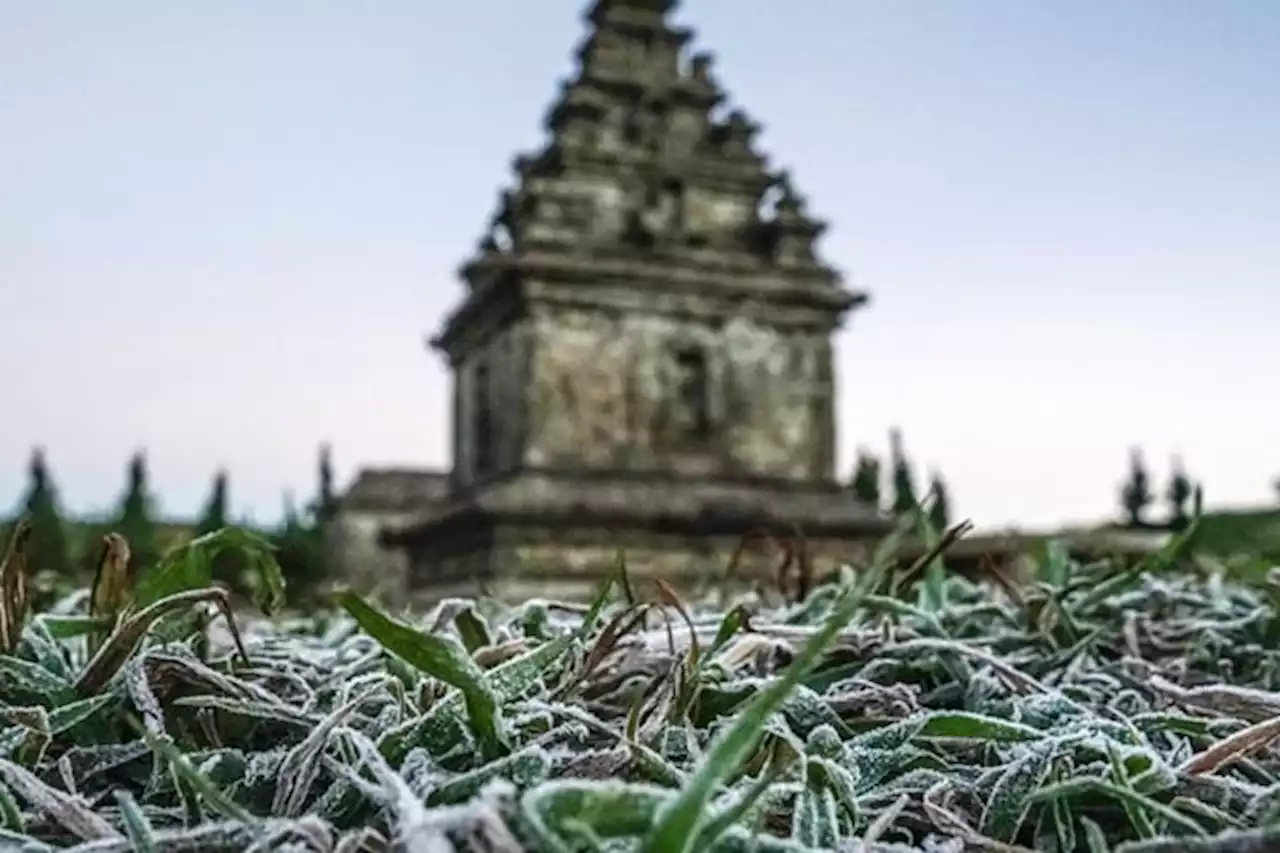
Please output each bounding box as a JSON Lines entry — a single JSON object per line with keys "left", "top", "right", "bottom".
{"left": 444, "top": 0, "right": 853, "bottom": 310}
{"left": 584, "top": 0, "right": 679, "bottom": 29}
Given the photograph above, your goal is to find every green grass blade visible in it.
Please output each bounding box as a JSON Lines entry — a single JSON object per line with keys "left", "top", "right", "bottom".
{"left": 338, "top": 589, "right": 507, "bottom": 760}
{"left": 130, "top": 527, "right": 285, "bottom": 616}
{"left": 642, "top": 514, "right": 921, "bottom": 853}
{"left": 113, "top": 790, "right": 157, "bottom": 853}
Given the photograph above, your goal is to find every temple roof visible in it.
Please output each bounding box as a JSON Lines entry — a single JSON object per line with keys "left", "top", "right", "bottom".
{"left": 432, "top": 0, "right": 863, "bottom": 357}
{"left": 341, "top": 467, "right": 450, "bottom": 513}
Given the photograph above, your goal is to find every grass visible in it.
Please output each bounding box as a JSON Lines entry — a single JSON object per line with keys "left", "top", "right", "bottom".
{"left": 1191, "top": 508, "right": 1280, "bottom": 573}
{"left": 4, "top": 496, "right": 1280, "bottom": 851}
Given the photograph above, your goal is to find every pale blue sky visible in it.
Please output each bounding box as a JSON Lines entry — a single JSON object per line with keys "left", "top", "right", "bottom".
{"left": 1, "top": 0, "right": 1277, "bottom": 530}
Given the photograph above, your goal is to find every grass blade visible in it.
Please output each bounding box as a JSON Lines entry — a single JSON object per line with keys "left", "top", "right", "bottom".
{"left": 0, "top": 518, "right": 32, "bottom": 654}
{"left": 87, "top": 533, "right": 132, "bottom": 657}
{"left": 642, "top": 511, "right": 940, "bottom": 853}
{"left": 337, "top": 589, "right": 507, "bottom": 760}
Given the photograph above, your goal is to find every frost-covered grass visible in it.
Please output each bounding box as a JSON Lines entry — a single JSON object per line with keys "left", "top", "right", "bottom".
{"left": 4, "top": 501, "right": 1280, "bottom": 852}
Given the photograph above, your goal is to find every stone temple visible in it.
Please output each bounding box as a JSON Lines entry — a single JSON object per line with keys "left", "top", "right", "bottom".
{"left": 331, "top": 0, "right": 893, "bottom": 603}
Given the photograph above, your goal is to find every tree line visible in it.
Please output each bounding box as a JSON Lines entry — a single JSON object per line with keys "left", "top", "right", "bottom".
{"left": 1116, "top": 447, "right": 1200, "bottom": 531}
{"left": 848, "top": 427, "right": 953, "bottom": 531}
{"left": 849, "top": 432, "right": 1219, "bottom": 533}
{"left": 2, "top": 434, "right": 1253, "bottom": 594}
{"left": 4, "top": 445, "right": 339, "bottom": 601}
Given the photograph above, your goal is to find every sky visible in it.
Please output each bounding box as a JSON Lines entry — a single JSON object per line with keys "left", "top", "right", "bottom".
{"left": 1, "top": 0, "right": 1278, "bottom": 531}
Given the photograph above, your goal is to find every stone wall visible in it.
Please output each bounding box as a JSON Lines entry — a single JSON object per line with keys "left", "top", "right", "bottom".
{"left": 408, "top": 526, "right": 872, "bottom": 607}
{"left": 446, "top": 300, "right": 836, "bottom": 489}
{"left": 524, "top": 306, "right": 834, "bottom": 481}
{"left": 452, "top": 316, "right": 533, "bottom": 488}
{"left": 332, "top": 467, "right": 450, "bottom": 595}
{"left": 327, "top": 508, "right": 416, "bottom": 597}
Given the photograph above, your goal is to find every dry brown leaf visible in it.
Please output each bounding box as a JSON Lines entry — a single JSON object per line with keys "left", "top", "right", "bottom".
{"left": 472, "top": 638, "right": 531, "bottom": 669}
{"left": 75, "top": 587, "right": 249, "bottom": 696}
{"left": 654, "top": 578, "right": 699, "bottom": 664}
{"left": 723, "top": 526, "right": 781, "bottom": 590}
{"left": 773, "top": 523, "right": 813, "bottom": 605}
{"left": 1179, "top": 713, "right": 1280, "bottom": 775}
{"left": 554, "top": 603, "right": 649, "bottom": 699}
{"left": 1150, "top": 675, "right": 1280, "bottom": 724}
{"left": 0, "top": 516, "right": 32, "bottom": 653}
{"left": 87, "top": 532, "right": 132, "bottom": 656}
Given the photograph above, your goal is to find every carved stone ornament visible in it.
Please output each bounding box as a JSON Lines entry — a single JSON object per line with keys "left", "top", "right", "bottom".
{"left": 663, "top": 108, "right": 702, "bottom": 162}
{"left": 773, "top": 170, "right": 807, "bottom": 221}
{"left": 769, "top": 171, "right": 820, "bottom": 264}
{"left": 689, "top": 51, "right": 715, "bottom": 86}
{"left": 482, "top": 189, "right": 520, "bottom": 252}
{"left": 632, "top": 177, "right": 684, "bottom": 247}
{"left": 599, "top": 105, "right": 628, "bottom": 151}
{"left": 722, "top": 110, "right": 754, "bottom": 156}
{"left": 628, "top": 100, "right": 665, "bottom": 151}
{"left": 652, "top": 346, "right": 708, "bottom": 446}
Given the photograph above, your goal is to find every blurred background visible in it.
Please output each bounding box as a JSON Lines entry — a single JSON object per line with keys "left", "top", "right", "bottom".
{"left": 2, "top": 0, "right": 1277, "bottom": 587}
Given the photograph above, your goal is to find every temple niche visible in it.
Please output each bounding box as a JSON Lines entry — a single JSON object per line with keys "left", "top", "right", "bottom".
{"left": 366, "top": 0, "right": 890, "bottom": 603}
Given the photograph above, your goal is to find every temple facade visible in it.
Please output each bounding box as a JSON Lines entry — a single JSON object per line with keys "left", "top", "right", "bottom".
{"left": 330, "top": 0, "right": 892, "bottom": 602}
